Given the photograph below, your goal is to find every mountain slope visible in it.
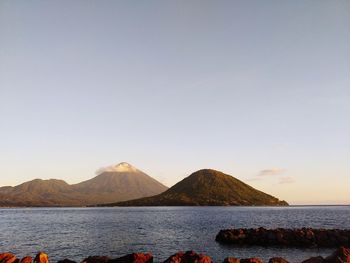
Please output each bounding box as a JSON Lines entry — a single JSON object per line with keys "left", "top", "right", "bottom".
{"left": 0, "top": 179, "right": 83, "bottom": 206}
{"left": 0, "top": 162, "right": 168, "bottom": 207}
{"left": 106, "top": 169, "right": 288, "bottom": 206}
{"left": 72, "top": 163, "right": 168, "bottom": 204}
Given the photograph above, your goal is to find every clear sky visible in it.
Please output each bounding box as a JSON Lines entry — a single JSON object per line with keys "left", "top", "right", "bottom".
{"left": 1, "top": 0, "right": 349, "bottom": 205}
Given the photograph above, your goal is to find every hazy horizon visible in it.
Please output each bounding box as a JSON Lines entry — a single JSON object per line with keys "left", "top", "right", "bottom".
{"left": 1, "top": 0, "right": 349, "bottom": 205}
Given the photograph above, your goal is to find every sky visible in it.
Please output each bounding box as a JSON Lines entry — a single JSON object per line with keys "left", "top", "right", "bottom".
{"left": 0, "top": 0, "right": 349, "bottom": 205}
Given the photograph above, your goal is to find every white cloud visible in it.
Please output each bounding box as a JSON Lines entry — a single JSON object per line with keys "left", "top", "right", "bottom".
{"left": 259, "top": 168, "right": 286, "bottom": 176}
{"left": 278, "top": 177, "right": 295, "bottom": 184}
{"left": 95, "top": 162, "right": 138, "bottom": 174}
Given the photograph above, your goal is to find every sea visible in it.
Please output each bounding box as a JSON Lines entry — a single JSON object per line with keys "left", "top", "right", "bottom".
{"left": 0, "top": 206, "right": 349, "bottom": 263}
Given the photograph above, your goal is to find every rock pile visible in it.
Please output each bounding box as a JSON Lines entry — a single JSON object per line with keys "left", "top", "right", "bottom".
{"left": 0, "top": 247, "right": 350, "bottom": 263}
{"left": 216, "top": 228, "right": 350, "bottom": 248}
{"left": 0, "top": 253, "right": 153, "bottom": 263}
{"left": 164, "top": 251, "right": 212, "bottom": 263}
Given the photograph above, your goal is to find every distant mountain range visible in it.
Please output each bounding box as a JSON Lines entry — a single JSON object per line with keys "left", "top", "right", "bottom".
{"left": 0, "top": 162, "right": 168, "bottom": 207}
{"left": 103, "top": 169, "right": 289, "bottom": 206}
{"left": 0, "top": 163, "right": 288, "bottom": 207}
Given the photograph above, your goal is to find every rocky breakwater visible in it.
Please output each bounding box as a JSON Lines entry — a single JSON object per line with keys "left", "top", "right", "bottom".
{"left": 216, "top": 228, "right": 350, "bottom": 248}
{"left": 1, "top": 248, "right": 350, "bottom": 263}
{"left": 0, "top": 252, "right": 153, "bottom": 263}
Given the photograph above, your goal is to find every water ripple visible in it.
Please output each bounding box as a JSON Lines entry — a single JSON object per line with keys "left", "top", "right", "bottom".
{"left": 0, "top": 206, "right": 349, "bottom": 263}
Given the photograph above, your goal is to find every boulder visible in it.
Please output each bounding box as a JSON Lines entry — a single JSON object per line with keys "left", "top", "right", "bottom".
{"left": 216, "top": 228, "right": 350, "bottom": 248}
{"left": 0, "top": 253, "right": 18, "bottom": 263}
{"left": 324, "top": 247, "right": 350, "bottom": 263}
{"left": 223, "top": 258, "right": 240, "bottom": 263}
{"left": 81, "top": 256, "right": 109, "bottom": 263}
{"left": 164, "top": 251, "right": 212, "bottom": 263}
{"left": 110, "top": 253, "right": 153, "bottom": 263}
{"left": 240, "top": 259, "right": 263, "bottom": 263}
{"left": 268, "top": 258, "right": 288, "bottom": 263}
{"left": 20, "top": 257, "right": 32, "bottom": 263}
{"left": 33, "top": 253, "right": 49, "bottom": 263}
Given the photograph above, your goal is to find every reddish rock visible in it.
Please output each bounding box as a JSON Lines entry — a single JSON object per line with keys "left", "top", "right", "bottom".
{"left": 164, "top": 251, "right": 212, "bottom": 263}
{"left": 216, "top": 228, "right": 350, "bottom": 248}
{"left": 81, "top": 256, "right": 109, "bottom": 263}
{"left": 0, "top": 253, "right": 18, "bottom": 263}
{"left": 324, "top": 247, "right": 350, "bottom": 263}
{"left": 110, "top": 253, "right": 153, "bottom": 263}
{"left": 33, "top": 253, "right": 49, "bottom": 263}
{"left": 164, "top": 252, "right": 183, "bottom": 263}
{"left": 223, "top": 257, "right": 240, "bottom": 263}
{"left": 301, "top": 257, "right": 324, "bottom": 263}
{"left": 240, "top": 259, "right": 264, "bottom": 263}
{"left": 268, "top": 258, "right": 288, "bottom": 263}
{"left": 20, "top": 257, "right": 32, "bottom": 263}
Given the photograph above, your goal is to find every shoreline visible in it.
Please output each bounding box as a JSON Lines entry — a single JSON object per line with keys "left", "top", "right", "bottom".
{"left": 1, "top": 205, "right": 350, "bottom": 209}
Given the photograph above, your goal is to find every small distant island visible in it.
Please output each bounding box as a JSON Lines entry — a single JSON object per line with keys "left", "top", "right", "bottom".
{"left": 102, "top": 168, "right": 288, "bottom": 207}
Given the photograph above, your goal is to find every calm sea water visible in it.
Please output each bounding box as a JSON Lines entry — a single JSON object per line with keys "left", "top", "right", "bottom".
{"left": 0, "top": 206, "right": 349, "bottom": 263}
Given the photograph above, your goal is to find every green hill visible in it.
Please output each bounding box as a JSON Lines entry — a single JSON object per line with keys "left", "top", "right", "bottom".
{"left": 106, "top": 169, "right": 288, "bottom": 206}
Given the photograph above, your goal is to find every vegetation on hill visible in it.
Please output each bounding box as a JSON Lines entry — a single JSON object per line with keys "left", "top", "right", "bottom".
{"left": 105, "top": 169, "right": 289, "bottom": 206}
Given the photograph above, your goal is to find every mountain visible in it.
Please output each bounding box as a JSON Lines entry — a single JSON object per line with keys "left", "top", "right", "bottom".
{"left": 0, "top": 179, "right": 80, "bottom": 207}
{"left": 72, "top": 162, "right": 168, "bottom": 204}
{"left": 106, "top": 169, "right": 288, "bottom": 206}
{"left": 0, "top": 162, "right": 168, "bottom": 207}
